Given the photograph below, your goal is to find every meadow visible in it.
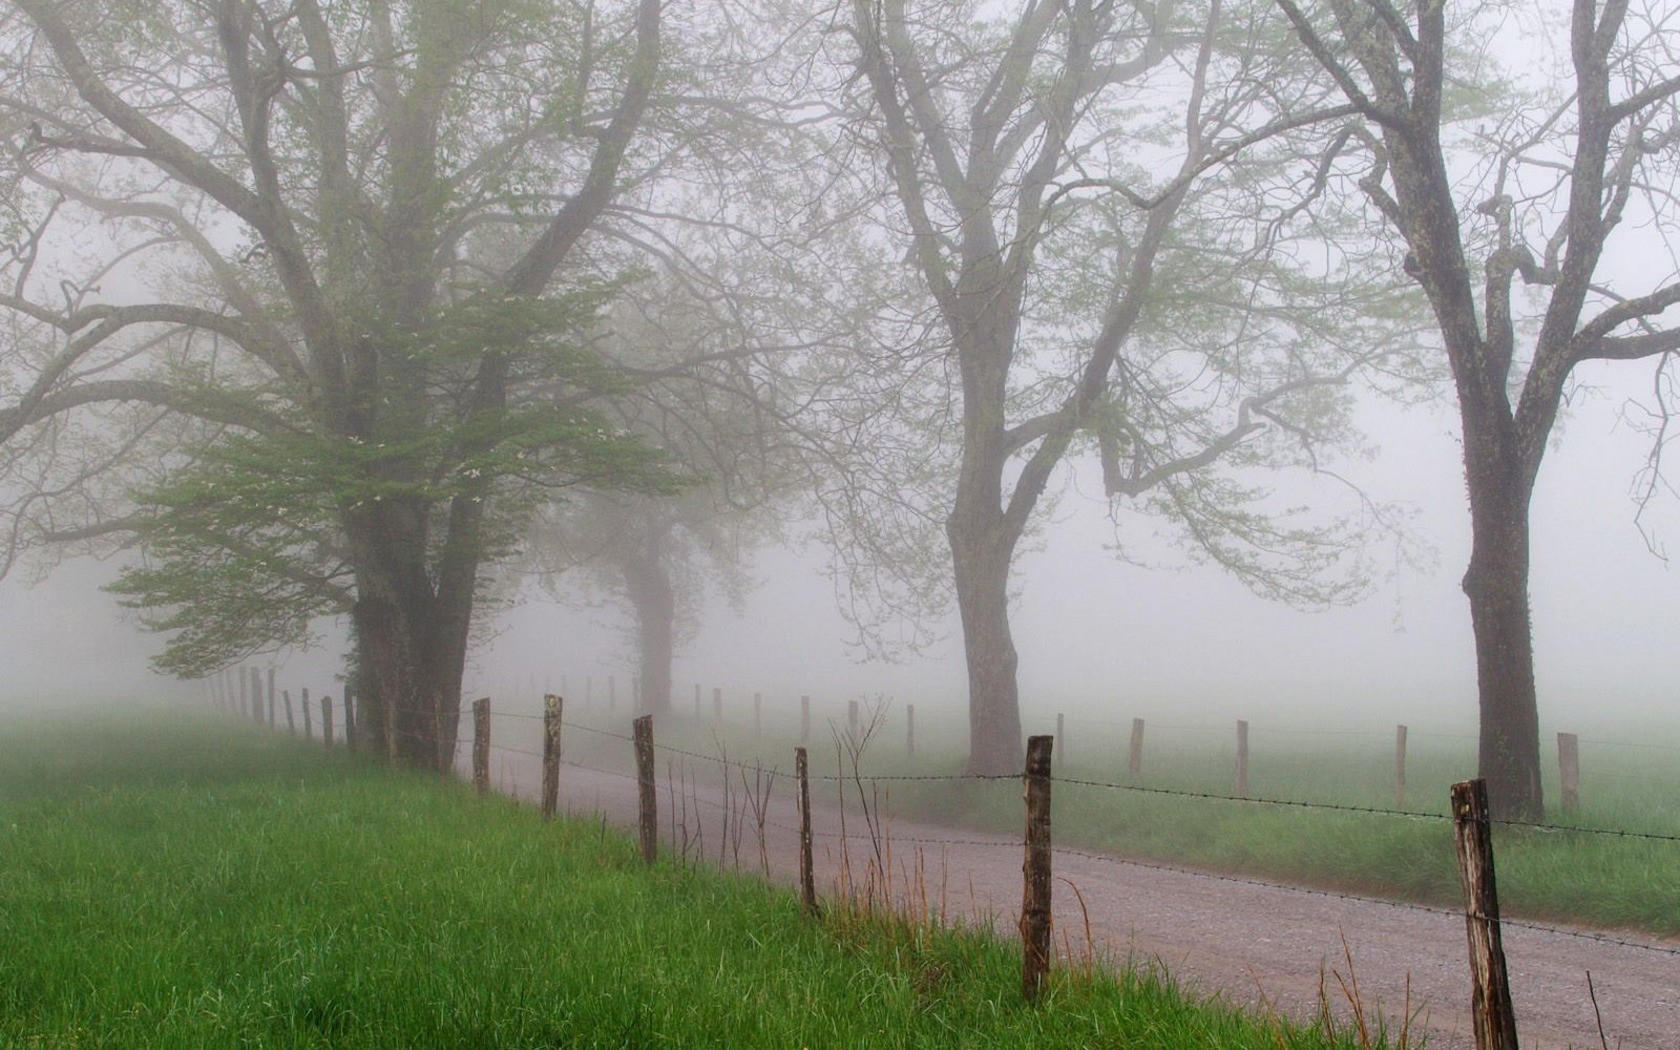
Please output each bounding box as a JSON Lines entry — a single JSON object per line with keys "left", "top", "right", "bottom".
{"left": 0, "top": 703, "right": 1396, "bottom": 1049}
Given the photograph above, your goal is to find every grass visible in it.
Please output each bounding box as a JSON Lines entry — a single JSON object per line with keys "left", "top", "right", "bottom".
{"left": 517, "top": 699, "right": 1680, "bottom": 940}
{"left": 0, "top": 702, "right": 1398, "bottom": 1049}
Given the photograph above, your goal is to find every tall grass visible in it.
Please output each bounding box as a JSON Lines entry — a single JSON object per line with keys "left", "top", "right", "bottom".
{"left": 0, "top": 703, "right": 1394, "bottom": 1048}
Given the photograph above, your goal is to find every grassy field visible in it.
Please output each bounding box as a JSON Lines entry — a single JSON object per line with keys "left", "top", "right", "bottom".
{"left": 516, "top": 700, "right": 1680, "bottom": 939}
{"left": 0, "top": 703, "right": 1397, "bottom": 1049}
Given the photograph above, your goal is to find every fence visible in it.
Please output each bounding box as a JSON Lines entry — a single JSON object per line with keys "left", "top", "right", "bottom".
{"left": 202, "top": 668, "right": 1680, "bottom": 1050}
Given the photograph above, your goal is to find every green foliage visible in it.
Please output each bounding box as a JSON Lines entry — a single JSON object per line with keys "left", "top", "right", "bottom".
{"left": 109, "top": 287, "right": 686, "bottom": 677}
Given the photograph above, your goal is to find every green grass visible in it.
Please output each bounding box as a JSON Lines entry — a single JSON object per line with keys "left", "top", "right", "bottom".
{"left": 0, "top": 703, "right": 1394, "bottom": 1049}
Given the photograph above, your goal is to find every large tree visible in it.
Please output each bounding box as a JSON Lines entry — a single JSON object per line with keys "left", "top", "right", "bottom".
{"left": 820, "top": 0, "right": 1420, "bottom": 771}
{"left": 2, "top": 0, "right": 672, "bottom": 770}
{"left": 1278, "top": 0, "right": 1680, "bottom": 818}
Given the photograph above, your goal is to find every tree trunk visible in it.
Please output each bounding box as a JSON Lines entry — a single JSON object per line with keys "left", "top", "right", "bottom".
{"left": 950, "top": 523, "right": 1023, "bottom": 774}
{"left": 1460, "top": 414, "right": 1544, "bottom": 821}
{"left": 346, "top": 512, "right": 471, "bottom": 775}
{"left": 622, "top": 527, "right": 675, "bottom": 714}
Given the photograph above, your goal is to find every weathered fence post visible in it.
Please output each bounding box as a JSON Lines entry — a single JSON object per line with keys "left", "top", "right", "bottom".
{"left": 1236, "top": 719, "right": 1249, "bottom": 798}
{"left": 1395, "top": 724, "right": 1409, "bottom": 809}
{"left": 541, "top": 694, "right": 563, "bottom": 820}
{"left": 634, "top": 715, "right": 657, "bottom": 865}
{"left": 1021, "top": 734, "right": 1054, "bottom": 1003}
{"left": 1128, "top": 717, "right": 1145, "bottom": 780}
{"left": 906, "top": 703, "right": 916, "bottom": 758}
{"left": 301, "top": 687, "right": 313, "bottom": 739}
{"left": 1557, "top": 732, "right": 1580, "bottom": 814}
{"left": 800, "top": 695, "right": 811, "bottom": 741}
{"left": 267, "top": 668, "right": 277, "bottom": 727}
{"left": 796, "top": 745, "right": 818, "bottom": 916}
{"left": 1451, "top": 778, "right": 1520, "bottom": 1050}
{"left": 472, "top": 697, "right": 491, "bottom": 795}
{"left": 283, "top": 689, "right": 296, "bottom": 734}
{"left": 251, "top": 668, "right": 264, "bottom": 725}
{"left": 320, "top": 695, "right": 334, "bottom": 749}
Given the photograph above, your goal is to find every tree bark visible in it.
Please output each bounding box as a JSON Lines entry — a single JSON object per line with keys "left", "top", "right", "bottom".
{"left": 1460, "top": 421, "right": 1543, "bottom": 821}
{"left": 950, "top": 520, "right": 1023, "bottom": 774}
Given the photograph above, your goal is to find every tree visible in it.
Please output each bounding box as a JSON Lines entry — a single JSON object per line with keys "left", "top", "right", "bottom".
{"left": 525, "top": 280, "right": 797, "bottom": 714}
{"left": 821, "top": 0, "right": 1420, "bottom": 771}
{"left": 3, "top": 0, "right": 671, "bottom": 770}
{"left": 1278, "top": 0, "right": 1680, "bottom": 818}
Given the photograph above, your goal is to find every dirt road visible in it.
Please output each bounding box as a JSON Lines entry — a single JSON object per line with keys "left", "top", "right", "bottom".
{"left": 482, "top": 744, "right": 1679, "bottom": 1049}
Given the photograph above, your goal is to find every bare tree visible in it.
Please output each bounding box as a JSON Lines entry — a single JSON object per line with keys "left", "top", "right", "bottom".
{"left": 1278, "top": 0, "right": 1680, "bottom": 818}
{"left": 816, "top": 0, "right": 1421, "bottom": 771}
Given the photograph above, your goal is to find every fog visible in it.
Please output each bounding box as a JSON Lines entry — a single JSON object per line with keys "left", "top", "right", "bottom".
{"left": 458, "top": 371, "right": 1677, "bottom": 742}
{"left": 0, "top": 351, "right": 1671, "bottom": 742}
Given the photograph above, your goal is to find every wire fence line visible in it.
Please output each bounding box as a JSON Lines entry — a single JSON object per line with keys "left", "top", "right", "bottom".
{"left": 531, "top": 739, "right": 1680, "bottom": 962}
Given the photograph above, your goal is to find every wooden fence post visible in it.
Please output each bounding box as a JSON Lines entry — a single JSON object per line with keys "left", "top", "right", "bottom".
{"left": 472, "top": 697, "right": 491, "bottom": 795}
{"left": 634, "top": 715, "right": 657, "bottom": 865}
{"left": 1128, "top": 717, "right": 1145, "bottom": 780}
{"left": 1451, "top": 779, "right": 1520, "bottom": 1050}
{"left": 906, "top": 703, "right": 916, "bottom": 758}
{"left": 267, "top": 668, "right": 277, "bottom": 727}
{"left": 801, "top": 695, "right": 811, "bottom": 741}
{"left": 320, "top": 695, "right": 334, "bottom": 749}
{"left": 1557, "top": 732, "right": 1580, "bottom": 814}
{"left": 1236, "top": 719, "right": 1249, "bottom": 798}
{"left": 1395, "top": 724, "right": 1409, "bottom": 809}
{"left": 301, "top": 687, "right": 312, "bottom": 739}
{"left": 796, "top": 745, "right": 818, "bottom": 916}
{"left": 283, "top": 689, "right": 296, "bottom": 734}
{"left": 541, "top": 694, "right": 563, "bottom": 820}
{"left": 251, "top": 668, "right": 264, "bottom": 725}
{"left": 1021, "top": 734, "right": 1054, "bottom": 1003}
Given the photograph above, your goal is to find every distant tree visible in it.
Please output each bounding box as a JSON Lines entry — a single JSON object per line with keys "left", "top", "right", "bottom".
{"left": 1, "top": 0, "right": 673, "bottom": 770}
{"left": 517, "top": 287, "right": 791, "bottom": 715}
{"left": 815, "top": 0, "right": 1422, "bottom": 771}
{"left": 1279, "top": 0, "right": 1680, "bottom": 819}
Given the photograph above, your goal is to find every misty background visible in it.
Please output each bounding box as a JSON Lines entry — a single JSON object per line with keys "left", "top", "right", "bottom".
{"left": 6, "top": 363, "right": 1672, "bottom": 738}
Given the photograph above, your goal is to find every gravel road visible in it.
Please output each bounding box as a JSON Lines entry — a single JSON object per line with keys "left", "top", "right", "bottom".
{"left": 479, "top": 743, "right": 1679, "bottom": 1049}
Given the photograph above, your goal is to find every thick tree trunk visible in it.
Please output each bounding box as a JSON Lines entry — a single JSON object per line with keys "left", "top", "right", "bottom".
{"left": 622, "top": 528, "right": 675, "bottom": 714}
{"left": 345, "top": 507, "right": 471, "bottom": 775}
{"left": 950, "top": 524, "right": 1023, "bottom": 775}
{"left": 1460, "top": 425, "right": 1543, "bottom": 822}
